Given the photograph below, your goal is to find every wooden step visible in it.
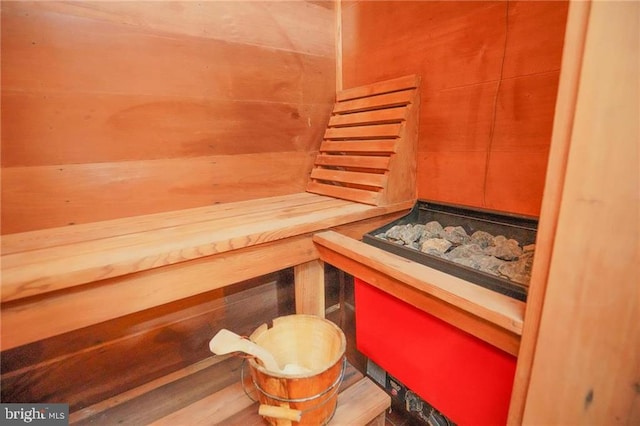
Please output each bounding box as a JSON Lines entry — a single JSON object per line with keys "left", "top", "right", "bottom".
{"left": 69, "top": 356, "right": 390, "bottom": 425}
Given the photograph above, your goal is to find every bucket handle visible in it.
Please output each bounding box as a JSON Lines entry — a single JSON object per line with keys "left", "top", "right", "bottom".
{"left": 258, "top": 405, "right": 302, "bottom": 422}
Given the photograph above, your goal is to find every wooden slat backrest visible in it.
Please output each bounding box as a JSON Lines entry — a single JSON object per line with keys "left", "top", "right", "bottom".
{"left": 306, "top": 75, "right": 421, "bottom": 206}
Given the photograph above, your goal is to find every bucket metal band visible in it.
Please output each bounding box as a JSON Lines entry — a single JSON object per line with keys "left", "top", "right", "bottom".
{"left": 250, "top": 357, "right": 347, "bottom": 404}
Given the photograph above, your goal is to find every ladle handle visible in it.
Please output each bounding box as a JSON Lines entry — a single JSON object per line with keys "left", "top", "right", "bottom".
{"left": 258, "top": 405, "right": 302, "bottom": 422}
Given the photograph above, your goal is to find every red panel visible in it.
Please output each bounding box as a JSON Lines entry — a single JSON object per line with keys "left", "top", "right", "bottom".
{"left": 355, "top": 278, "right": 516, "bottom": 425}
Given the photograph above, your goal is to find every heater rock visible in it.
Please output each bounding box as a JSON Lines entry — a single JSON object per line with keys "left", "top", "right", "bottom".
{"left": 385, "top": 224, "right": 422, "bottom": 245}
{"left": 470, "top": 230, "right": 495, "bottom": 249}
{"left": 498, "top": 252, "right": 534, "bottom": 285}
{"left": 420, "top": 238, "right": 452, "bottom": 256}
{"left": 422, "top": 221, "right": 444, "bottom": 239}
{"left": 446, "top": 243, "right": 484, "bottom": 259}
{"left": 474, "top": 255, "right": 506, "bottom": 274}
{"left": 485, "top": 236, "right": 523, "bottom": 261}
{"left": 442, "top": 226, "right": 470, "bottom": 245}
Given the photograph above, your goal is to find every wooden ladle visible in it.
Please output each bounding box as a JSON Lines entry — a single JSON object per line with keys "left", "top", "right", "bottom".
{"left": 209, "top": 329, "right": 281, "bottom": 372}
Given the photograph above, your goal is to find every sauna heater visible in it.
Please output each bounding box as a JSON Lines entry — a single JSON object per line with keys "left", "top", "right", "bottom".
{"left": 356, "top": 200, "right": 538, "bottom": 425}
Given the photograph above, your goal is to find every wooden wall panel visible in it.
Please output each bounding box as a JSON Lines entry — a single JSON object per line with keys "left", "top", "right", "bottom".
{"left": 341, "top": 0, "right": 568, "bottom": 217}
{"left": 1, "top": 152, "right": 316, "bottom": 233}
{"left": 1, "top": 1, "right": 336, "bottom": 233}
{"left": 26, "top": 1, "right": 335, "bottom": 57}
{"left": 1, "top": 93, "right": 331, "bottom": 167}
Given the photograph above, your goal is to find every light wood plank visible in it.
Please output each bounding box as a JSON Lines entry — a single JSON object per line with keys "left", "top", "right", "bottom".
{"left": 314, "top": 154, "right": 391, "bottom": 170}
{"left": 148, "top": 364, "right": 384, "bottom": 426}
{"left": 333, "top": 90, "right": 414, "bottom": 114}
{"left": 1, "top": 91, "right": 333, "bottom": 167}
{"left": 1, "top": 196, "right": 351, "bottom": 301}
{"left": 294, "top": 259, "right": 326, "bottom": 317}
{"left": 69, "top": 355, "right": 238, "bottom": 424}
{"left": 337, "top": 74, "right": 420, "bottom": 101}
{"left": 314, "top": 234, "right": 521, "bottom": 356}
{"left": 306, "top": 182, "right": 380, "bottom": 205}
{"left": 332, "top": 378, "right": 391, "bottom": 425}
{"left": 521, "top": 2, "right": 640, "bottom": 424}
{"left": 507, "top": 1, "right": 591, "bottom": 422}
{"left": 328, "top": 108, "right": 407, "bottom": 127}
{"left": 319, "top": 140, "right": 397, "bottom": 153}
{"left": 1, "top": 203, "right": 338, "bottom": 301}
{"left": 150, "top": 381, "right": 256, "bottom": 426}
{"left": 1, "top": 193, "right": 322, "bottom": 254}
{"left": 313, "top": 231, "right": 525, "bottom": 336}
{"left": 378, "top": 82, "right": 419, "bottom": 206}
{"left": 2, "top": 194, "right": 414, "bottom": 305}
{"left": 1, "top": 236, "right": 317, "bottom": 350}
{"left": 310, "top": 169, "right": 386, "bottom": 188}
{"left": 324, "top": 124, "right": 402, "bottom": 140}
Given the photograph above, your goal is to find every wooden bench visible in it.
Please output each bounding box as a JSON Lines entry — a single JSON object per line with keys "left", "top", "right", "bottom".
{"left": 1, "top": 75, "right": 422, "bottom": 423}
{"left": 1, "top": 74, "right": 421, "bottom": 350}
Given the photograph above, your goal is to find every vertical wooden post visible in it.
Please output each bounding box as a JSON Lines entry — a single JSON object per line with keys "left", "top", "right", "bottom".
{"left": 294, "top": 260, "right": 325, "bottom": 317}
{"left": 507, "top": 1, "right": 591, "bottom": 423}
{"left": 516, "top": 1, "right": 639, "bottom": 424}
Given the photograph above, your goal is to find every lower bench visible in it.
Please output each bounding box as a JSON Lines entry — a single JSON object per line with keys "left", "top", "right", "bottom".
{"left": 69, "top": 355, "right": 390, "bottom": 425}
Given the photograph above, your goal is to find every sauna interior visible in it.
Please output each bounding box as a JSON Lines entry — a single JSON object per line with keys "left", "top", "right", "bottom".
{"left": 1, "top": 1, "right": 638, "bottom": 425}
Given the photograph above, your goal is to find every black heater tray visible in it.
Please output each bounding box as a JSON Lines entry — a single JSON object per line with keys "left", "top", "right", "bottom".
{"left": 363, "top": 200, "right": 538, "bottom": 301}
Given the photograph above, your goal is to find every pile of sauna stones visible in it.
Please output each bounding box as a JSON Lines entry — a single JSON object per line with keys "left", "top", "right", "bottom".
{"left": 374, "top": 221, "right": 535, "bottom": 286}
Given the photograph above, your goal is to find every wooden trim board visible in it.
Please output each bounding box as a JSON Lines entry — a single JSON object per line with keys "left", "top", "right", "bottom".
{"left": 313, "top": 231, "right": 523, "bottom": 356}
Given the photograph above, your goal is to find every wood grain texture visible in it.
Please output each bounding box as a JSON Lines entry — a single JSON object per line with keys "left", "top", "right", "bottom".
{"left": 1, "top": 193, "right": 320, "bottom": 254}
{"left": 1, "top": 152, "right": 317, "bottom": 234}
{"left": 508, "top": 2, "right": 591, "bottom": 422}
{"left": 1, "top": 92, "right": 333, "bottom": 166}
{"left": 492, "top": 72, "right": 562, "bottom": 152}
{"left": 1, "top": 275, "right": 293, "bottom": 412}
{"left": 484, "top": 150, "right": 550, "bottom": 216}
{"left": 1, "top": 194, "right": 411, "bottom": 303}
{"left": 502, "top": 1, "right": 570, "bottom": 78}
{"left": 1, "top": 236, "right": 316, "bottom": 350}
{"left": 308, "top": 75, "right": 419, "bottom": 206}
{"left": 294, "top": 260, "right": 326, "bottom": 317}
{"left": 313, "top": 231, "right": 522, "bottom": 355}
{"left": 416, "top": 151, "right": 487, "bottom": 207}
{"left": 337, "top": 74, "right": 420, "bottom": 101}
{"left": 67, "top": 360, "right": 381, "bottom": 425}
{"left": 1, "top": 6, "right": 333, "bottom": 103}
{"left": 313, "top": 232, "right": 524, "bottom": 335}
{"left": 1, "top": 192, "right": 413, "bottom": 349}
{"left": 342, "top": 1, "right": 568, "bottom": 216}
{"left": 21, "top": 1, "right": 335, "bottom": 57}
{"left": 521, "top": 1, "right": 639, "bottom": 424}
{"left": 419, "top": 81, "right": 498, "bottom": 153}
{"left": 1, "top": 1, "right": 336, "bottom": 232}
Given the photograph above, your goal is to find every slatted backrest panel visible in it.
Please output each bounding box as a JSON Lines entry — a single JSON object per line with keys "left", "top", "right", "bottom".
{"left": 306, "top": 75, "right": 421, "bottom": 205}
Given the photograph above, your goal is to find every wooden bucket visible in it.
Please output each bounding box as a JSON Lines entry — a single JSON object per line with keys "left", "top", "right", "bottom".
{"left": 248, "top": 314, "right": 346, "bottom": 426}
